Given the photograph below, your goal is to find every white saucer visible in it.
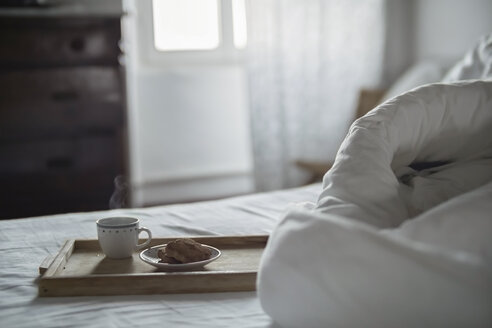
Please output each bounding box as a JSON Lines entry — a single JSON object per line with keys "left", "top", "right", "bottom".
{"left": 139, "top": 244, "right": 221, "bottom": 271}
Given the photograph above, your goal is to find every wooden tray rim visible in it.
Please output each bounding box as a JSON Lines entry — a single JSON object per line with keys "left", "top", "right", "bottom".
{"left": 38, "top": 234, "right": 269, "bottom": 296}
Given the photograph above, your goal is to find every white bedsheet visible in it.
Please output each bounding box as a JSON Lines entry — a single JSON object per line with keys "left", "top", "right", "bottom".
{"left": 0, "top": 184, "right": 320, "bottom": 328}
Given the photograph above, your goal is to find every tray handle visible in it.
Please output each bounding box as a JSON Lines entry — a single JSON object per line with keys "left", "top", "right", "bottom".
{"left": 39, "top": 256, "right": 55, "bottom": 275}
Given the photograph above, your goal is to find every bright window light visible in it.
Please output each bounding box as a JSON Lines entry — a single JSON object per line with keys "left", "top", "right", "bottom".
{"left": 152, "top": 0, "right": 220, "bottom": 51}
{"left": 232, "top": 0, "right": 247, "bottom": 49}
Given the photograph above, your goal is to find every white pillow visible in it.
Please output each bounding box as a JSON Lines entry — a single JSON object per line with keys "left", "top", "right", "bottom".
{"left": 442, "top": 32, "right": 492, "bottom": 82}
{"left": 381, "top": 61, "right": 443, "bottom": 102}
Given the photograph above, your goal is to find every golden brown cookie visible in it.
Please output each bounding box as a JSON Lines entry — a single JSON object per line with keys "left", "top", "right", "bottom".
{"left": 157, "top": 248, "right": 181, "bottom": 264}
{"left": 163, "top": 238, "right": 212, "bottom": 263}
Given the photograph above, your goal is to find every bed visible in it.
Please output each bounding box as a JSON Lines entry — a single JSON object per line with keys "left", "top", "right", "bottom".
{"left": 0, "top": 183, "right": 320, "bottom": 328}
{"left": 2, "top": 32, "right": 492, "bottom": 328}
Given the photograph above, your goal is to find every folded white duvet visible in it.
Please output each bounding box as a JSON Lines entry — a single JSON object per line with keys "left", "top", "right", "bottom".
{"left": 258, "top": 81, "right": 492, "bottom": 327}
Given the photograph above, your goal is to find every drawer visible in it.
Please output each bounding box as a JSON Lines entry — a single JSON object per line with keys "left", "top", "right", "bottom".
{"left": 0, "top": 102, "right": 124, "bottom": 141}
{"left": 0, "top": 66, "right": 122, "bottom": 104}
{"left": 0, "top": 169, "right": 117, "bottom": 219}
{"left": 0, "top": 17, "right": 121, "bottom": 67}
{"left": 0, "top": 167, "right": 117, "bottom": 195}
{"left": 0, "top": 136, "right": 122, "bottom": 175}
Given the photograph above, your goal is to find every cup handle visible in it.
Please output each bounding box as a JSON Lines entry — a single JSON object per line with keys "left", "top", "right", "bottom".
{"left": 136, "top": 227, "right": 152, "bottom": 250}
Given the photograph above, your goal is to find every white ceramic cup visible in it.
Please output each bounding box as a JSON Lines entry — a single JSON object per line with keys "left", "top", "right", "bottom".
{"left": 96, "top": 217, "right": 152, "bottom": 259}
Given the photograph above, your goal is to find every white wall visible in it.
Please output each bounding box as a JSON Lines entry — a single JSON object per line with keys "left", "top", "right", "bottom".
{"left": 413, "top": 0, "right": 492, "bottom": 66}
{"left": 133, "top": 65, "right": 253, "bottom": 205}
{"left": 382, "top": 0, "right": 492, "bottom": 86}
{"left": 123, "top": 0, "right": 254, "bottom": 207}
{"left": 122, "top": 0, "right": 492, "bottom": 207}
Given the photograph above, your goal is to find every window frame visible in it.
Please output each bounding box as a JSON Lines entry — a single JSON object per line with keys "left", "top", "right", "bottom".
{"left": 132, "top": 0, "right": 246, "bottom": 68}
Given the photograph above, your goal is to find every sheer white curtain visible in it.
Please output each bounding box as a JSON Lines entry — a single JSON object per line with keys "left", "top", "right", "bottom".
{"left": 245, "top": 0, "right": 386, "bottom": 191}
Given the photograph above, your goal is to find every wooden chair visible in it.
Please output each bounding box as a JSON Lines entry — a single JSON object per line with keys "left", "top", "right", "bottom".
{"left": 295, "top": 88, "right": 386, "bottom": 183}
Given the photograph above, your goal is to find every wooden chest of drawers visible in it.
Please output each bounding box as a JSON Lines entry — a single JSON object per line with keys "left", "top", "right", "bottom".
{"left": 0, "top": 5, "right": 127, "bottom": 219}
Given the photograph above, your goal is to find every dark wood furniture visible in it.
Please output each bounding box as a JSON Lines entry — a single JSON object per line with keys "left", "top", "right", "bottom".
{"left": 0, "top": 2, "right": 127, "bottom": 219}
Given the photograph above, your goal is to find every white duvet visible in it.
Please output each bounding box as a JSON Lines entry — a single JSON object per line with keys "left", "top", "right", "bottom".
{"left": 258, "top": 80, "right": 492, "bottom": 327}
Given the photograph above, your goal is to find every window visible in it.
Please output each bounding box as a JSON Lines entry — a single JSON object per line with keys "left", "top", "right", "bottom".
{"left": 152, "top": 0, "right": 247, "bottom": 52}
{"left": 232, "top": 0, "right": 247, "bottom": 49}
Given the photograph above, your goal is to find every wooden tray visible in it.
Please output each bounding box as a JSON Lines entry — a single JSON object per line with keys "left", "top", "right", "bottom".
{"left": 38, "top": 235, "right": 268, "bottom": 297}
